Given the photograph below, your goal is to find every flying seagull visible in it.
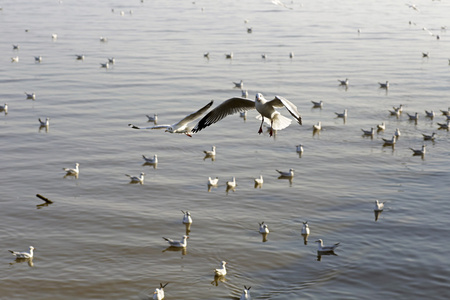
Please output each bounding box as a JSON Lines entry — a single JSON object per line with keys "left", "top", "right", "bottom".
{"left": 129, "top": 100, "right": 213, "bottom": 137}
{"left": 192, "top": 93, "right": 301, "bottom": 136}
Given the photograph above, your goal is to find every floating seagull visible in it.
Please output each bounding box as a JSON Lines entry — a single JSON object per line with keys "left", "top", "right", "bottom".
{"left": 382, "top": 135, "right": 396, "bottom": 146}
{"left": 296, "top": 144, "right": 304, "bottom": 153}
{"left": 261, "top": 53, "right": 267, "bottom": 59}
{"left": 153, "top": 283, "right": 168, "bottom": 300}
{"left": 162, "top": 235, "right": 188, "bottom": 248}
{"left": 233, "top": 80, "right": 244, "bottom": 89}
{"left": 374, "top": 200, "right": 385, "bottom": 212}
{"left": 203, "top": 52, "right": 210, "bottom": 59}
{"left": 203, "top": 146, "right": 216, "bottom": 156}
{"left": 289, "top": 52, "right": 294, "bottom": 58}
{"left": 335, "top": 109, "right": 348, "bottom": 118}
{"left": 181, "top": 210, "right": 192, "bottom": 224}
{"left": 63, "top": 163, "right": 79, "bottom": 176}
{"left": 437, "top": 120, "right": 449, "bottom": 130}
{"left": 240, "top": 286, "right": 251, "bottom": 300}
{"left": 378, "top": 81, "right": 389, "bottom": 89}
{"left": 75, "top": 54, "right": 85, "bottom": 60}
{"left": 301, "top": 221, "right": 310, "bottom": 235}
{"left": 338, "top": 78, "right": 349, "bottom": 86}
{"left": 12, "top": 44, "right": 19, "bottom": 50}
{"left": 34, "top": 56, "right": 42, "bottom": 62}
{"left": 225, "top": 52, "right": 233, "bottom": 59}
{"left": 146, "top": 114, "right": 158, "bottom": 123}
{"left": 107, "top": 57, "right": 115, "bottom": 64}
{"left": 422, "top": 132, "right": 436, "bottom": 140}
{"left": 422, "top": 52, "right": 429, "bottom": 58}
{"left": 129, "top": 100, "right": 213, "bottom": 137}
{"left": 311, "top": 100, "right": 323, "bottom": 108}
{"left": 259, "top": 222, "right": 269, "bottom": 233}
{"left": 313, "top": 122, "right": 322, "bottom": 131}
{"left": 410, "top": 144, "right": 426, "bottom": 155}
{"left": 393, "top": 104, "right": 403, "bottom": 113}
{"left": 142, "top": 154, "right": 158, "bottom": 164}
{"left": 315, "top": 239, "right": 340, "bottom": 252}
{"left": 247, "top": 27, "right": 252, "bottom": 33}
{"left": 9, "top": 246, "right": 34, "bottom": 259}
{"left": 254, "top": 175, "right": 263, "bottom": 186}
{"left": 100, "top": 62, "right": 109, "bottom": 68}
{"left": 25, "top": 92, "right": 36, "bottom": 100}
{"left": 377, "top": 122, "right": 386, "bottom": 131}
{"left": 0, "top": 103, "right": 8, "bottom": 114}
{"left": 51, "top": 33, "right": 58, "bottom": 39}
{"left": 241, "top": 90, "right": 248, "bottom": 98}
{"left": 389, "top": 109, "right": 401, "bottom": 117}
{"left": 39, "top": 117, "right": 50, "bottom": 126}
{"left": 361, "top": 127, "right": 375, "bottom": 136}
{"left": 99, "top": 36, "right": 108, "bottom": 42}
{"left": 214, "top": 261, "right": 227, "bottom": 276}
{"left": 425, "top": 110, "right": 435, "bottom": 118}
{"left": 192, "top": 93, "right": 302, "bottom": 137}
{"left": 208, "top": 177, "right": 219, "bottom": 186}
{"left": 276, "top": 168, "right": 294, "bottom": 177}
{"left": 226, "top": 177, "right": 236, "bottom": 189}
{"left": 125, "top": 172, "right": 145, "bottom": 184}
{"left": 11, "top": 56, "right": 19, "bottom": 62}
{"left": 440, "top": 107, "right": 449, "bottom": 116}
{"left": 407, "top": 112, "right": 419, "bottom": 121}
{"left": 394, "top": 128, "right": 401, "bottom": 137}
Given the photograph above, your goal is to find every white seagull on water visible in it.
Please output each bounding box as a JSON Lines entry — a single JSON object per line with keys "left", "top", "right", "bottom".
{"left": 63, "top": 163, "right": 79, "bottom": 176}
{"left": 361, "top": 128, "right": 374, "bottom": 136}
{"left": 208, "top": 177, "right": 219, "bottom": 186}
{"left": 142, "top": 154, "right": 158, "bottom": 164}
{"left": 422, "top": 132, "right": 436, "bottom": 141}
{"left": 25, "top": 92, "right": 36, "bottom": 100}
{"left": 129, "top": 100, "right": 213, "bottom": 137}
{"left": 276, "top": 168, "right": 294, "bottom": 177}
{"left": 254, "top": 175, "right": 263, "bottom": 186}
{"left": 162, "top": 235, "right": 189, "bottom": 248}
{"left": 146, "top": 114, "right": 158, "bottom": 123}
{"left": 240, "top": 286, "right": 251, "bottom": 300}
{"left": 214, "top": 261, "right": 227, "bottom": 276}
{"left": 374, "top": 200, "right": 385, "bottom": 212}
{"left": 315, "top": 239, "right": 340, "bottom": 252}
{"left": 301, "top": 221, "right": 310, "bottom": 235}
{"left": 203, "top": 146, "right": 216, "bottom": 156}
{"left": 39, "top": 117, "right": 50, "bottom": 126}
{"left": 379, "top": 81, "right": 389, "bottom": 89}
{"left": 311, "top": 100, "right": 323, "bottom": 108}
{"left": 259, "top": 222, "right": 269, "bottom": 233}
{"left": 181, "top": 210, "right": 193, "bottom": 224}
{"left": 335, "top": 109, "right": 348, "bottom": 118}
{"left": 407, "top": 112, "right": 419, "bottom": 121}
{"left": 233, "top": 80, "right": 244, "bottom": 89}
{"left": 410, "top": 145, "right": 426, "bottom": 156}
{"left": 0, "top": 103, "right": 8, "bottom": 114}
{"left": 226, "top": 177, "right": 236, "bottom": 189}
{"left": 9, "top": 246, "right": 34, "bottom": 259}
{"left": 313, "top": 122, "right": 322, "bottom": 131}
{"left": 192, "top": 93, "right": 302, "bottom": 137}
{"left": 377, "top": 122, "right": 386, "bottom": 131}
{"left": 338, "top": 78, "right": 349, "bottom": 86}
{"left": 153, "top": 283, "right": 168, "bottom": 300}
{"left": 125, "top": 172, "right": 145, "bottom": 184}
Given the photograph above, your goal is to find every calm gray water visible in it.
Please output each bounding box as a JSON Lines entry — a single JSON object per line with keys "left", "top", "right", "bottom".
{"left": 1, "top": 0, "right": 450, "bottom": 299}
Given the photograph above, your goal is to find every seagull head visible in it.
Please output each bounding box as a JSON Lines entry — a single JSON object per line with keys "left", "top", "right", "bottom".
{"left": 255, "top": 93, "right": 264, "bottom": 102}
{"left": 165, "top": 127, "right": 174, "bottom": 133}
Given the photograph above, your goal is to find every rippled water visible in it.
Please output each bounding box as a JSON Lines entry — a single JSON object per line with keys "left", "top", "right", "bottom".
{"left": 1, "top": 0, "right": 450, "bottom": 299}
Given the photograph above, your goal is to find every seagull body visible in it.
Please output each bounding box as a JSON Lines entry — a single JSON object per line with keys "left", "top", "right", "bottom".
{"left": 34, "top": 56, "right": 42, "bottom": 62}
{"left": 226, "top": 177, "right": 236, "bottom": 189}
{"left": 75, "top": 54, "right": 85, "bottom": 60}
{"left": 410, "top": 145, "right": 426, "bottom": 155}
{"left": 240, "top": 286, "right": 251, "bottom": 300}
{"left": 259, "top": 222, "right": 269, "bottom": 233}
{"left": 261, "top": 53, "right": 267, "bottom": 59}
{"left": 289, "top": 52, "right": 294, "bottom": 58}
{"left": 425, "top": 110, "right": 435, "bottom": 118}
{"left": 63, "top": 163, "right": 79, "bottom": 175}
{"left": 108, "top": 57, "right": 115, "bottom": 64}
{"left": 0, "top": 103, "right": 8, "bottom": 113}
{"left": 361, "top": 128, "right": 374, "bottom": 136}
{"left": 225, "top": 52, "right": 233, "bottom": 59}
{"left": 51, "top": 33, "right": 58, "bottom": 39}
{"left": 100, "top": 62, "right": 109, "bottom": 68}
{"left": 129, "top": 100, "right": 213, "bottom": 137}
{"left": 276, "top": 168, "right": 294, "bottom": 177}
{"left": 11, "top": 56, "right": 19, "bottom": 62}
{"left": 12, "top": 44, "right": 19, "bottom": 50}
{"left": 254, "top": 175, "right": 263, "bottom": 186}
{"left": 311, "top": 100, "right": 323, "bottom": 108}
{"left": 423, "top": 132, "right": 436, "bottom": 140}
{"left": 203, "top": 146, "right": 216, "bottom": 156}
{"left": 241, "top": 90, "right": 248, "bottom": 98}
{"left": 374, "top": 200, "right": 385, "bottom": 212}
{"left": 440, "top": 108, "right": 450, "bottom": 116}
{"left": 338, "top": 78, "right": 349, "bottom": 86}
{"left": 296, "top": 144, "right": 304, "bottom": 153}
{"left": 335, "top": 109, "right": 348, "bottom": 118}
{"left": 377, "top": 122, "right": 386, "bottom": 131}
{"left": 146, "top": 114, "right": 158, "bottom": 123}
{"left": 39, "top": 117, "right": 50, "bottom": 126}
{"left": 315, "top": 239, "right": 339, "bottom": 252}
{"left": 192, "top": 93, "right": 302, "bottom": 137}
{"left": 382, "top": 135, "right": 397, "bottom": 146}
{"left": 208, "top": 177, "right": 219, "bottom": 186}
{"left": 389, "top": 109, "right": 401, "bottom": 117}
{"left": 379, "top": 81, "right": 389, "bottom": 88}
{"left": 301, "top": 222, "right": 310, "bottom": 235}
{"left": 407, "top": 112, "right": 419, "bottom": 121}
{"left": 437, "top": 121, "right": 449, "bottom": 130}
{"left": 393, "top": 104, "right": 403, "bottom": 113}
{"left": 422, "top": 52, "right": 429, "bottom": 58}
{"left": 142, "top": 154, "right": 158, "bottom": 164}
{"left": 313, "top": 122, "right": 322, "bottom": 131}
{"left": 100, "top": 36, "right": 108, "bottom": 42}
{"left": 214, "top": 261, "right": 227, "bottom": 276}
{"left": 9, "top": 246, "right": 34, "bottom": 259}
{"left": 163, "top": 235, "right": 188, "bottom": 248}
{"left": 181, "top": 210, "right": 193, "bottom": 224}
{"left": 153, "top": 283, "right": 168, "bottom": 300}
{"left": 233, "top": 80, "right": 244, "bottom": 89}
{"left": 203, "top": 52, "right": 210, "bottom": 59}
{"left": 25, "top": 92, "right": 36, "bottom": 100}
{"left": 125, "top": 172, "right": 145, "bottom": 184}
